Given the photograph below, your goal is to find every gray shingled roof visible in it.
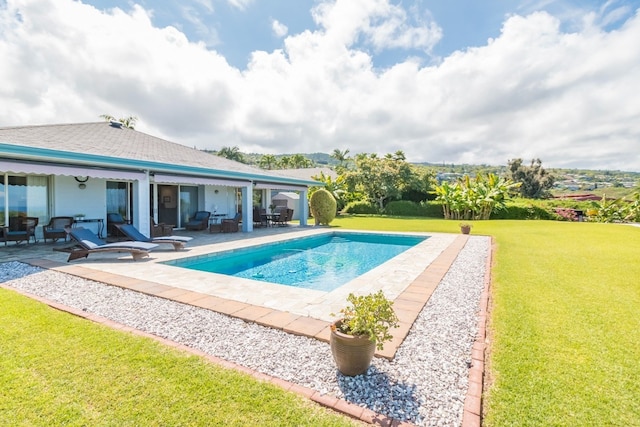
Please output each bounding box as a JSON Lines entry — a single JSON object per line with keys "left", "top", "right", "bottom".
{"left": 0, "top": 122, "right": 313, "bottom": 184}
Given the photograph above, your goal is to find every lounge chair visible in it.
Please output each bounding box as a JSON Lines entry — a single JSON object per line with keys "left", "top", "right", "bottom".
{"left": 115, "top": 223, "right": 192, "bottom": 251}
{"left": 42, "top": 216, "right": 74, "bottom": 243}
{"left": 185, "top": 211, "right": 211, "bottom": 231}
{"left": 59, "top": 227, "right": 158, "bottom": 262}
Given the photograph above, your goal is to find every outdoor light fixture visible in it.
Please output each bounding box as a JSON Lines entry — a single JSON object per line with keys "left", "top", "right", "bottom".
{"left": 74, "top": 176, "right": 89, "bottom": 189}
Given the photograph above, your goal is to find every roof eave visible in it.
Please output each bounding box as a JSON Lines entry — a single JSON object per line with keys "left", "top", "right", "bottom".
{"left": 0, "top": 142, "right": 320, "bottom": 187}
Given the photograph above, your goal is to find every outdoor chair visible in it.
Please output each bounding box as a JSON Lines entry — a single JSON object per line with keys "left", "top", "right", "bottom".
{"left": 116, "top": 223, "right": 192, "bottom": 251}
{"left": 150, "top": 217, "right": 174, "bottom": 237}
{"left": 253, "top": 206, "right": 267, "bottom": 228}
{"left": 4, "top": 216, "right": 38, "bottom": 244}
{"left": 185, "top": 211, "right": 210, "bottom": 231}
{"left": 221, "top": 213, "right": 241, "bottom": 233}
{"left": 58, "top": 226, "right": 158, "bottom": 262}
{"left": 42, "top": 216, "right": 74, "bottom": 243}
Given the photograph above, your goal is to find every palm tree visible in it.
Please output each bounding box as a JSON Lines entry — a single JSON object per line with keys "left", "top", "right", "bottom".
{"left": 100, "top": 114, "right": 138, "bottom": 129}
{"left": 217, "top": 146, "right": 245, "bottom": 163}
{"left": 258, "top": 154, "right": 278, "bottom": 170}
{"left": 331, "top": 148, "right": 350, "bottom": 166}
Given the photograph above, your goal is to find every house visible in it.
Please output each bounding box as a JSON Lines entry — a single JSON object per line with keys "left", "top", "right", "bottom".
{"left": 0, "top": 121, "right": 318, "bottom": 239}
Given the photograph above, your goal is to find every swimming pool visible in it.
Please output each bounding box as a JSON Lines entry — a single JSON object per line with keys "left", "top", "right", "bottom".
{"left": 165, "top": 232, "right": 427, "bottom": 292}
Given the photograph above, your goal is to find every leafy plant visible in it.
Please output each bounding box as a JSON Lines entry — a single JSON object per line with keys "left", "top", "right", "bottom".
{"left": 332, "top": 290, "right": 399, "bottom": 350}
{"left": 433, "top": 173, "right": 520, "bottom": 220}
{"left": 589, "top": 195, "right": 624, "bottom": 223}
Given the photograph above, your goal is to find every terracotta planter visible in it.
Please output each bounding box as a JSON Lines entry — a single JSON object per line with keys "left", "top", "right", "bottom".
{"left": 460, "top": 225, "right": 471, "bottom": 234}
{"left": 330, "top": 320, "right": 376, "bottom": 376}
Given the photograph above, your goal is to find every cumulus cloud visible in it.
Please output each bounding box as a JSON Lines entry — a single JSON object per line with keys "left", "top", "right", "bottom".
{"left": 271, "top": 19, "right": 288, "bottom": 38}
{"left": 0, "top": 0, "right": 639, "bottom": 171}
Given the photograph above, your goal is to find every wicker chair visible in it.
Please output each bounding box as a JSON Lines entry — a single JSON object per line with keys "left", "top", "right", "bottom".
{"left": 185, "top": 211, "right": 211, "bottom": 231}
{"left": 221, "top": 213, "right": 241, "bottom": 233}
{"left": 150, "top": 217, "right": 174, "bottom": 237}
{"left": 3, "top": 216, "right": 37, "bottom": 245}
{"left": 42, "top": 216, "right": 74, "bottom": 243}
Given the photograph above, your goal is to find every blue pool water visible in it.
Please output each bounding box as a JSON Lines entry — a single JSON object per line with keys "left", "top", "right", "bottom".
{"left": 166, "top": 232, "right": 427, "bottom": 292}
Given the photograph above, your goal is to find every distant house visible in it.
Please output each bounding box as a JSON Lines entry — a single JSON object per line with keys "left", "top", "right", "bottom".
{"left": 0, "top": 122, "right": 318, "bottom": 238}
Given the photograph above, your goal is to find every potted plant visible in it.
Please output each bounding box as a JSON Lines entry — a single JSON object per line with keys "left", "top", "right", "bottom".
{"left": 330, "top": 290, "right": 399, "bottom": 376}
{"left": 459, "top": 222, "right": 472, "bottom": 234}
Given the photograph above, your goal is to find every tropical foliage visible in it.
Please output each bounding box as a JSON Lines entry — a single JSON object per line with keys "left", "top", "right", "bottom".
{"left": 588, "top": 192, "right": 640, "bottom": 223}
{"left": 433, "top": 173, "right": 520, "bottom": 220}
{"left": 99, "top": 114, "right": 138, "bottom": 129}
{"left": 216, "top": 146, "right": 245, "bottom": 163}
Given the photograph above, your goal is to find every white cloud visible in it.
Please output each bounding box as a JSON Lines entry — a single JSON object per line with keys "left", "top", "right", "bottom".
{"left": 0, "top": 0, "right": 639, "bottom": 171}
{"left": 226, "top": 0, "right": 253, "bottom": 11}
{"left": 271, "top": 19, "right": 288, "bottom": 38}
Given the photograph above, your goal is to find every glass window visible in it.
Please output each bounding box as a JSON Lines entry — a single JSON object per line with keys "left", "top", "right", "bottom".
{"left": 179, "top": 186, "right": 199, "bottom": 226}
{"left": 106, "top": 181, "right": 129, "bottom": 218}
{"left": 2, "top": 175, "right": 49, "bottom": 226}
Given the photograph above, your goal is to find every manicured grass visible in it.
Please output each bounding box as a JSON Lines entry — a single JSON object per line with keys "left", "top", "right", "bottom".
{"left": 0, "top": 289, "right": 358, "bottom": 427}
{"left": 331, "top": 216, "right": 640, "bottom": 425}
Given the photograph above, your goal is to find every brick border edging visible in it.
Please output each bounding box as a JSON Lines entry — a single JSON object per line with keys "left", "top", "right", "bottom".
{"left": 1, "top": 283, "right": 417, "bottom": 427}
{"left": 461, "top": 235, "right": 493, "bottom": 427}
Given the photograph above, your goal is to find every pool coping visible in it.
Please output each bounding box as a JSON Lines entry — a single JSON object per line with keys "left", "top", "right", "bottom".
{"left": 9, "top": 233, "right": 489, "bottom": 426}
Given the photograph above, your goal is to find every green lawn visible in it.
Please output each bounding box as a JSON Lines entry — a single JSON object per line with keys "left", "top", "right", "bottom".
{"left": 0, "top": 288, "right": 358, "bottom": 427}
{"left": 331, "top": 216, "right": 640, "bottom": 426}
{"left": 2, "top": 217, "right": 639, "bottom": 426}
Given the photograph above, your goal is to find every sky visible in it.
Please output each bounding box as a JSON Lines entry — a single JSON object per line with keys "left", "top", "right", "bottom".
{"left": 1, "top": 0, "right": 639, "bottom": 171}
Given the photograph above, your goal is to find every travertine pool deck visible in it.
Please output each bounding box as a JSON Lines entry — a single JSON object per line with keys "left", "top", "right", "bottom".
{"left": 9, "top": 226, "right": 467, "bottom": 359}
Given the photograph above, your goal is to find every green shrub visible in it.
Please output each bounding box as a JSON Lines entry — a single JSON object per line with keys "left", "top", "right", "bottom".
{"left": 420, "top": 201, "right": 446, "bottom": 218}
{"left": 309, "top": 188, "right": 337, "bottom": 225}
{"left": 384, "top": 200, "right": 421, "bottom": 216}
{"left": 343, "top": 200, "right": 379, "bottom": 214}
{"left": 383, "top": 200, "right": 444, "bottom": 218}
{"left": 490, "top": 203, "right": 554, "bottom": 220}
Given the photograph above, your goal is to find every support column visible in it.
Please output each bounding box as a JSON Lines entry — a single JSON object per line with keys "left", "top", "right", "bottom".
{"left": 241, "top": 184, "right": 253, "bottom": 232}
{"left": 298, "top": 189, "right": 308, "bottom": 226}
{"left": 133, "top": 171, "right": 151, "bottom": 237}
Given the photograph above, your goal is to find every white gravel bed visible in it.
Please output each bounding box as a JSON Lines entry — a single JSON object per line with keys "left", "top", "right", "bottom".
{"left": 1, "top": 235, "right": 489, "bottom": 427}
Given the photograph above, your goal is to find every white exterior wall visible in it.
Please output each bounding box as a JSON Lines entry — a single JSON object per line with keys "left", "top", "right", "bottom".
{"left": 52, "top": 175, "right": 107, "bottom": 237}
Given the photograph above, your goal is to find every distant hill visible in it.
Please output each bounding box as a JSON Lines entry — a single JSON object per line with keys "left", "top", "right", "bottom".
{"left": 216, "top": 150, "right": 640, "bottom": 193}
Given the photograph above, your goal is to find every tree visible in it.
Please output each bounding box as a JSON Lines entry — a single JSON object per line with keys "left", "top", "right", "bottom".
{"left": 343, "top": 153, "right": 414, "bottom": 210}
{"left": 100, "top": 114, "right": 138, "bottom": 129}
{"left": 258, "top": 154, "right": 278, "bottom": 170}
{"left": 331, "top": 148, "right": 351, "bottom": 167}
{"left": 290, "top": 154, "right": 313, "bottom": 168}
{"left": 217, "top": 146, "right": 245, "bottom": 163}
{"left": 507, "top": 158, "right": 555, "bottom": 199}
